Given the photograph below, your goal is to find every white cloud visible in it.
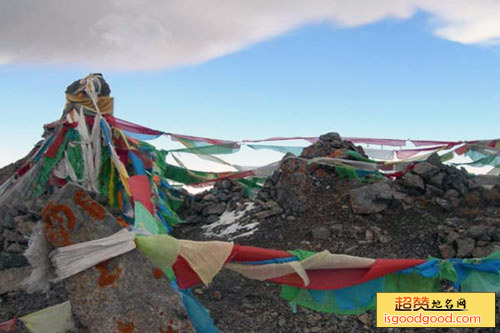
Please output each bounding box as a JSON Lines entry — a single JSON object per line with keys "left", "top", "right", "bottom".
{"left": 0, "top": 0, "right": 499, "bottom": 70}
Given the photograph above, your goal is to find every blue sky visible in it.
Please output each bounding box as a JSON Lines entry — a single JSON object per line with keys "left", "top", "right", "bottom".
{"left": 1, "top": 11, "right": 500, "bottom": 167}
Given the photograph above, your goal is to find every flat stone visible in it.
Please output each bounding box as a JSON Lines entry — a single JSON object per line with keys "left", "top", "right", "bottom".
{"left": 206, "top": 215, "right": 220, "bottom": 224}
{"left": 202, "top": 193, "right": 216, "bottom": 201}
{"left": 41, "top": 184, "right": 193, "bottom": 332}
{"left": 202, "top": 203, "right": 226, "bottom": 216}
{"left": 6, "top": 243, "right": 24, "bottom": 253}
{"left": 253, "top": 208, "right": 281, "bottom": 220}
{"left": 312, "top": 226, "right": 331, "bottom": 240}
{"left": 184, "top": 215, "right": 204, "bottom": 224}
{"left": 3, "top": 229, "right": 25, "bottom": 243}
{"left": 14, "top": 216, "right": 36, "bottom": 237}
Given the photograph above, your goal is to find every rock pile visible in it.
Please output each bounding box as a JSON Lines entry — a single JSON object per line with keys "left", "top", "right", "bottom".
{"left": 3, "top": 130, "right": 500, "bottom": 332}
{"left": 349, "top": 153, "right": 479, "bottom": 215}
{"left": 0, "top": 197, "right": 48, "bottom": 298}
{"left": 0, "top": 193, "right": 69, "bottom": 329}
{"left": 397, "top": 153, "right": 476, "bottom": 201}
{"left": 300, "top": 132, "right": 366, "bottom": 159}
{"left": 256, "top": 132, "right": 376, "bottom": 217}
{"left": 180, "top": 179, "right": 251, "bottom": 225}
{"left": 438, "top": 217, "right": 500, "bottom": 259}
{"left": 179, "top": 179, "right": 284, "bottom": 240}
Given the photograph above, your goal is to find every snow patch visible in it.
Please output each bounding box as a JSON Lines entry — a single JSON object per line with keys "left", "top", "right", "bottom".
{"left": 202, "top": 203, "right": 259, "bottom": 240}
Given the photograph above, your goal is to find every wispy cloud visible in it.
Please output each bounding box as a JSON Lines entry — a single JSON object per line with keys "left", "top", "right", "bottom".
{"left": 1, "top": 0, "right": 499, "bottom": 70}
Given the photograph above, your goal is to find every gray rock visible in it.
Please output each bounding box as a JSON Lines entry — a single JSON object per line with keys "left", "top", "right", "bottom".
{"left": 435, "top": 198, "right": 451, "bottom": 210}
{"left": 456, "top": 238, "right": 475, "bottom": 257}
{"left": 425, "top": 185, "right": 444, "bottom": 198}
{"left": 0, "top": 252, "right": 29, "bottom": 269}
{"left": 365, "top": 230, "right": 374, "bottom": 242}
{"left": 206, "top": 215, "right": 220, "bottom": 224}
{"left": 403, "top": 173, "right": 425, "bottom": 191}
{"left": 349, "top": 182, "right": 394, "bottom": 214}
{"left": 446, "top": 231, "right": 460, "bottom": 243}
{"left": 253, "top": 207, "right": 281, "bottom": 220}
{"left": 330, "top": 224, "right": 343, "bottom": 233}
{"left": 14, "top": 215, "right": 36, "bottom": 237}
{"left": 202, "top": 203, "right": 226, "bottom": 216}
{"left": 218, "top": 192, "right": 235, "bottom": 202}
{"left": 3, "top": 229, "right": 25, "bottom": 243}
{"left": 466, "top": 225, "right": 488, "bottom": 240}
{"left": 438, "top": 244, "right": 456, "bottom": 259}
{"left": 429, "top": 172, "right": 445, "bottom": 187}
{"left": 10, "top": 200, "right": 30, "bottom": 215}
{"left": 472, "top": 246, "right": 491, "bottom": 258}
{"left": 412, "top": 162, "right": 440, "bottom": 179}
{"left": 256, "top": 191, "right": 270, "bottom": 201}
{"left": 42, "top": 184, "right": 193, "bottom": 332}
{"left": 202, "top": 193, "right": 216, "bottom": 201}
{"left": 6, "top": 243, "right": 24, "bottom": 253}
{"left": 1, "top": 211, "right": 15, "bottom": 229}
{"left": 184, "top": 215, "right": 204, "bottom": 224}
{"left": 443, "top": 168, "right": 469, "bottom": 195}
{"left": 426, "top": 153, "right": 444, "bottom": 169}
{"left": 221, "top": 179, "right": 232, "bottom": 190}
{"left": 319, "top": 132, "right": 341, "bottom": 142}
{"left": 312, "top": 227, "right": 331, "bottom": 240}
{"left": 488, "top": 226, "right": 500, "bottom": 242}
{"left": 0, "top": 266, "right": 32, "bottom": 294}
{"left": 444, "top": 189, "right": 460, "bottom": 200}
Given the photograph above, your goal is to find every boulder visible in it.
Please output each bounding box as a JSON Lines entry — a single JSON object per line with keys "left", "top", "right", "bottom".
{"left": 456, "top": 238, "right": 475, "bottom": 257}
{"left": 349, "top": 182, "right": 394, "bottom": 214}
{"left": 426, "top": 153, "right": 444, "bottom": 169}
{"left": 403, "top": 173, "right": 425, "bottom": 192}
{"left": 428, "top": 172, "right": 445, "bottom": 187}
{"left": 412, "top": 162, "right": 440, "bottom": 179}
{"left": 202, "top": 203, "right": 227, "bottom": 216}
{"left": 41, "top": 184, "right": 193, "bottom": 332}
{"left": 438, "top": 244, "right": 456, "bottom": 259}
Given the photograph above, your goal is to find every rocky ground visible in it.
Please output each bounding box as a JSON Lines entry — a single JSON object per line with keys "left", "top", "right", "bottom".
{"left": 174, "top": 133, "right": 500, "bottom": 332}
{"left": 1, "top": 133, "right": 499, "bottom": 332}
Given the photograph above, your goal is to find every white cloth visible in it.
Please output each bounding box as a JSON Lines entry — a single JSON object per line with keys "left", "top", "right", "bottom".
{"left": 50, "top": 229, "right": 136, "bottom": 281}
